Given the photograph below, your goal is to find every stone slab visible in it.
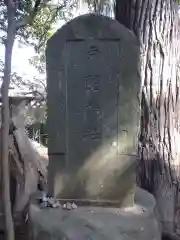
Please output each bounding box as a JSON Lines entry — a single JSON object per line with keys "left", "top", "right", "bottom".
{"left": 28, "top": 188, "right": 161, "bottom": 240}
{"left": 46, "top": 14, "right": 141, "bottom": 203}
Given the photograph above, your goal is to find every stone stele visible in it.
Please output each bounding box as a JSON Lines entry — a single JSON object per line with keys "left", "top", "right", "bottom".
{"left": 46, "top": 14, "right": 141, "bottom": 206}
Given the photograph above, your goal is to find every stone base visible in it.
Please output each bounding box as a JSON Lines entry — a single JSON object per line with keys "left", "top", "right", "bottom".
{"left": 28, "top": 188, "right": 161, "bottom": 240}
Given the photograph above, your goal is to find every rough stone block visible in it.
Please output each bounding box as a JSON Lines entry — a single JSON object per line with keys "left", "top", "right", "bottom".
{"left": 28, "top": 188, "right": 161, "bottom": 240}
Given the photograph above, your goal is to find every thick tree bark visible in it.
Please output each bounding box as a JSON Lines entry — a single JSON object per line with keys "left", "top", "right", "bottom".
{"left": 1, "top": 1, "right": 15, "bottom": 240}
{"left": 115, "top": 0, "right": 180, "bottom": 235}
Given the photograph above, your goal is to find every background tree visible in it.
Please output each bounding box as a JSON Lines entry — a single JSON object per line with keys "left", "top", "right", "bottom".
{"left": 115, "top": 0, "right": 180, "bottom": 236}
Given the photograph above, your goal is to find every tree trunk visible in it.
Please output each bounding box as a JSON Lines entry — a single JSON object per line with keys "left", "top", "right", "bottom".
{"left": 1, "top": 1, "right": 15, "bottom": 240}
{"left": 115, "top": 0, "right": 180, "bottom": 235}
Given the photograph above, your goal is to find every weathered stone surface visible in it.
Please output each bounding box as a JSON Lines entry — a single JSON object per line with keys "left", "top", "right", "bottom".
{"left": 28, "top": 188, "right": 161, "bottom": 240}
{"left": 46, "top": 14, "right": 141, "bottom": 204}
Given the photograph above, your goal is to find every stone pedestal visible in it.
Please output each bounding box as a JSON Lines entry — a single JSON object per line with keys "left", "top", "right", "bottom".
{"left": 28, "top": 188, "right": 161, "bottom": 240}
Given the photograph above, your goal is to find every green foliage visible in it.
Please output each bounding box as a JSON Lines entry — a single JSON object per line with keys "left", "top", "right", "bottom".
{"left": 83, "top": 0, "right": 111, "bottom": 13}
{"left": 27, "top": 1, "right": 76, "bottom": 75}
{"left": 0, "top": 0, "right": 76, "bottom": 93}
{"left": 19, "top": 1, "right": 75, "bottom": 50}
{"left": 0, "top": 0, "right": 76, "bottom": 53}
{"left": 29, "top": 52, "right": 46, "bottom": 74}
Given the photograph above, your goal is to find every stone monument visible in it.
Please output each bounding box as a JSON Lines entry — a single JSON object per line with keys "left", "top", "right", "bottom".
{"left": 46, "top": 14, "right": 141, "bottom": 207}
{"left": 28, "top": 14, "right": 161, "bottom": 240}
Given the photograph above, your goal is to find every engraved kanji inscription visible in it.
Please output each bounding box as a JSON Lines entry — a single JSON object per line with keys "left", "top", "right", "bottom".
{"left": 85, "top": 75, "right": 100, "bottom": 91}
{"left": 83, "top": 87, "right": 102, "bottom": 140}
{"left": 86, "top": 93, "right": 100, "bottom": 110}
{"left": 87, "top": 45, "right": 99, "bottom": 58}
{"left": 83, "top": 128, "right": 101, "bottom": 140}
